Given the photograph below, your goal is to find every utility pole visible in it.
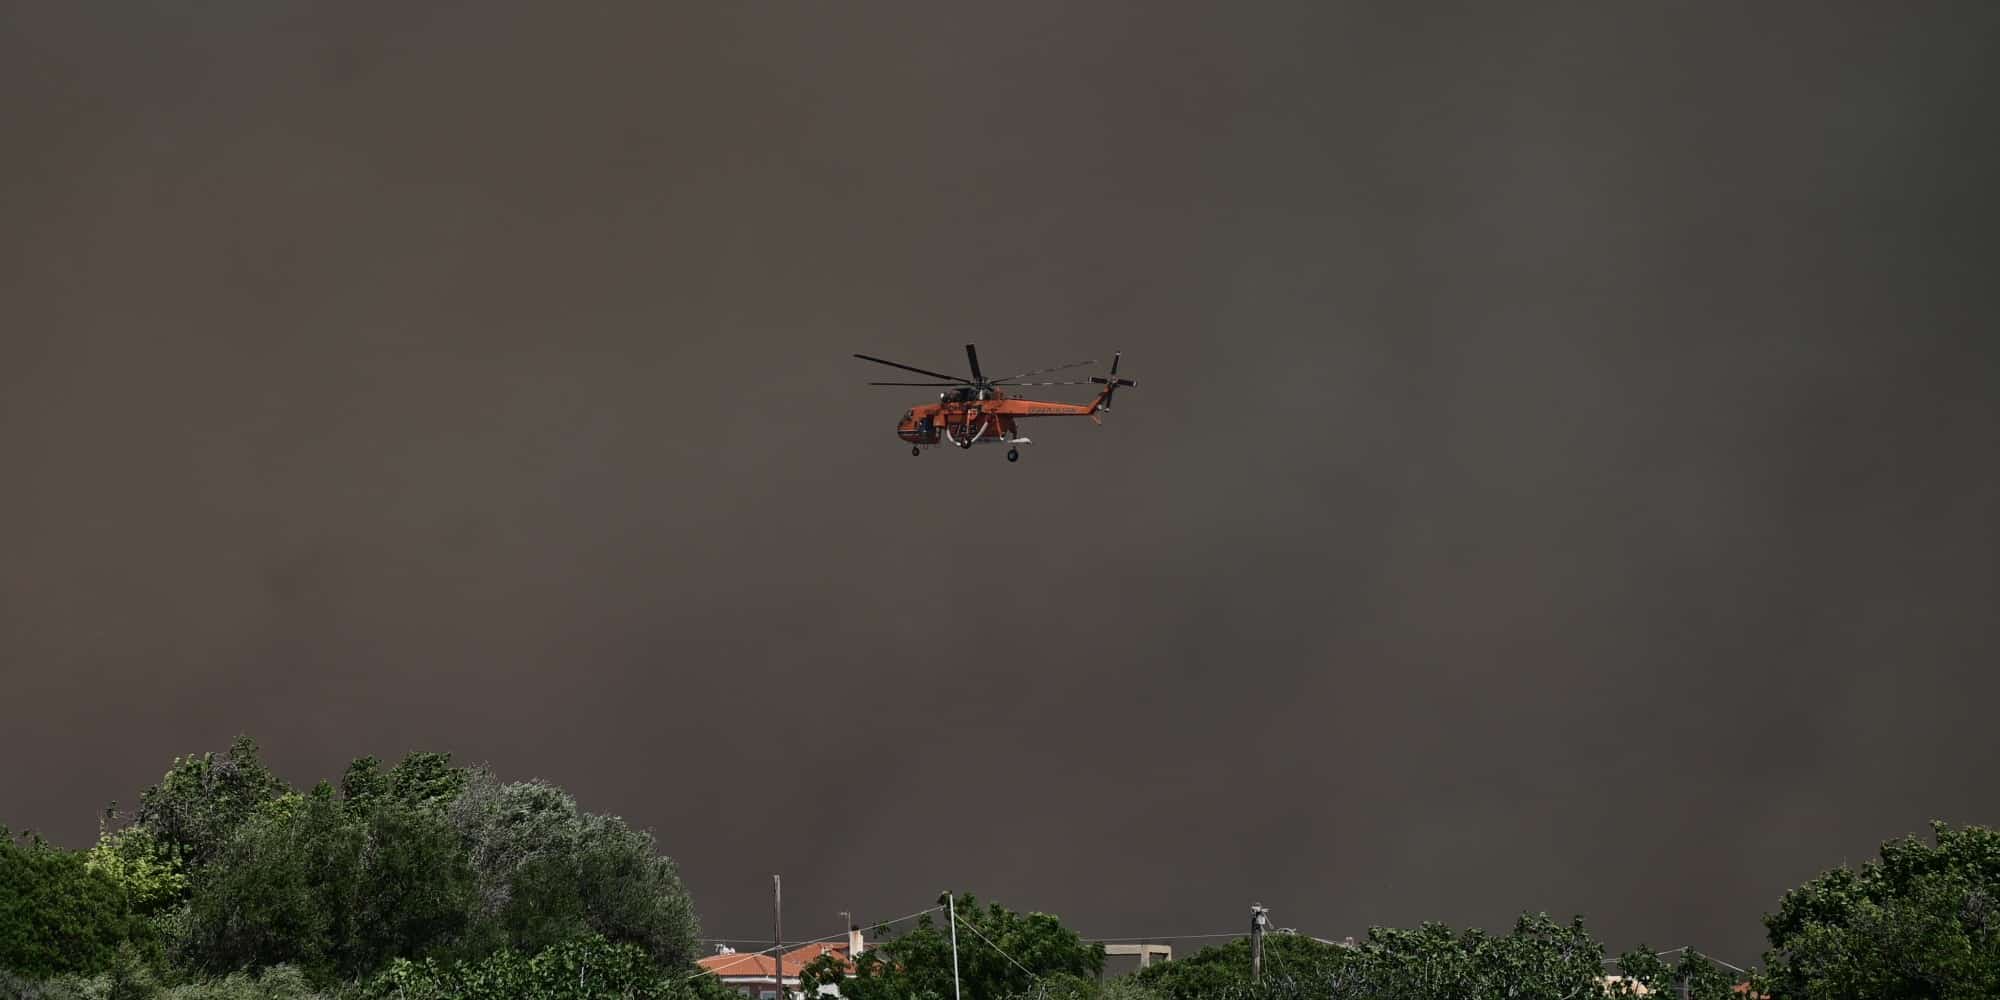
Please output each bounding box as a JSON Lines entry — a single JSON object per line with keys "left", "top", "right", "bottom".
{"left": 1250, "top": 904, "right": 1270, "bottom": 985}
{"left": 947, "top": 892, "right": 963, "bottom": 1000}
{"left": 773, "top": 875, "right": 784, "bottom": 1000}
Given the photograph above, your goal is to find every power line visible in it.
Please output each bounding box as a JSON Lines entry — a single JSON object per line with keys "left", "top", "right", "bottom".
{"left": 700, "top": 905, "right": 949, "bottom": 949}
{"left": 1088, "top": 932, "right": 1243, "bottom": 942}
{"left": 1600, "top": 946, "right": 1751, "bottom": 975}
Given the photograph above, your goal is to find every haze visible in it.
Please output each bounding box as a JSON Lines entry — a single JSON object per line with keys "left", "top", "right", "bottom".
{"left": 3, "top": 0, "right": 1996, "bottom": 965}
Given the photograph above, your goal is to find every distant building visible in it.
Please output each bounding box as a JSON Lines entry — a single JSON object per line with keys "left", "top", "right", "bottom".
{"left": 698, "top": 930, "right": 865, "bottom": 999}
{"left": 1101, "top": 942, "right": 1173, "bottom": 970}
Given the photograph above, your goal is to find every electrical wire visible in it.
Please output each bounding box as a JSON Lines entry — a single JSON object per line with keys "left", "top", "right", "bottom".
{"left": 699, "top": 905, "right": 947, "bottom": 951}
{"left": 1599, "top": 945, "right": 1750, "bottom": 975}
{"left": 1088, "top": 932, "right": 1244, "bottom": 942}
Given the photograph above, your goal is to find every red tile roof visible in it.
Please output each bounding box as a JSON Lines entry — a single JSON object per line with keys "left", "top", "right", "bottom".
{"left": 699, "top": 943, "right": 855, "bottom": 979}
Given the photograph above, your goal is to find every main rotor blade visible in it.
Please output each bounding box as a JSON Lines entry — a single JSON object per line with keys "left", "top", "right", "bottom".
{"left": 997, "top": 359, "right": 1096, "bottom": 381}
{"left": 853, "top": 353, "right": 970, "bottom": 383}
{"left": 868, "top": 381, "right": 962, "bottom": 386}
{"left": 964, "top": 344, "right": 985, "bottom": 382}
{"left": 994, "top": 379, "right": 1094, "bottom": 386}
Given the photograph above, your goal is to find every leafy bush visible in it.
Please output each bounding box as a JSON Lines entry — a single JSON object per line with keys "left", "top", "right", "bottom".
{"left": 0, "top": 831, "right": 143, "bottom": 978}
{"left": 372, "top": 935, "right": 696, "bottom": 1000}
{"left": 0, "top": 963, "right": 335, "bottom": 1000}
{"left": 156, "top": 965, "right": 333, "bottom": 1000}
{"left": 83, "top": 828, "right": 187, "bottom": 917}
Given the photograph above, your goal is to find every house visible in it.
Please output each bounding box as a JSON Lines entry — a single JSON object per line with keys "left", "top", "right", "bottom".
{"left": 1599, "top": 975, "right": 1765, "bottom": 997}
{"left": 698, "top": 929, "right": 866, "bottom": 999}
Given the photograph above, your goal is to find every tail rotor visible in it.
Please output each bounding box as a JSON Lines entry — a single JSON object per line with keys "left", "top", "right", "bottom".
{"left": 1089, "top": 353, "right": 1136, "bottom": 411}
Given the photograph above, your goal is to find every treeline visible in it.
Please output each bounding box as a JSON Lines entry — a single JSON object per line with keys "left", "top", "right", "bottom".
{"left": 801, "top": 903, "right": 1716, "bottom": 1000}
{"left": 4, "top": 738, "right": 1996, "bottom": 998}
{"left": 811, "top": 824, "right": 2000, "bottom": 1000}
{"left": 1, "top": 737, "right": 734, "bottom": 1000}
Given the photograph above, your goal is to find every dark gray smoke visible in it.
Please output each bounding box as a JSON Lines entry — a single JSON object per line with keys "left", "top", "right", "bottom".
{"left": 3, "top": 0, "right": 1996, "bottom": 965}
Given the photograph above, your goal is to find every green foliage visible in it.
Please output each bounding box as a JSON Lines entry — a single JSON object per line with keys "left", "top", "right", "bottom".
{"left": 0, "top": 962, "right": 335, "bottom": 1000}
{"left": 154, "top": 744, "right": 698, "bottom": 984}
{"left": 1610, "top": 947, "right": 1739, "bottom": 999}
{"left": 1127, "top": 932, "right": 1354, "bottom": 1000}
{"left": 177, "top": 781, "right": 476, "bottom": 980}
{"left": 832, "top": 894, "right": 1103, "bottom": 1000}
{"left": 7, "top": 739, "right": 702, "bottom": 996}
{"left": 0, "top": 830, "right": 143, "bottom": 978}
{"left": 448, "top": 773, "right": 699, "bottom": 968}
{"left": 1023, "top": 974, "right": 1166, "bottom": 1000}
{"left": 796, "top": 949, "right": 848, "bottom": 997}
{"left": 681, "top": 969, "right": 747, "bottom": 1000}
{"left": 371, "top": 934, "right": 701, "bottom": 1000}
{"left": 1130, "top": 914, "right": 1606, "bottom": 1000}
{"left": 336, "top": 752, "right": 465, "bottom": 814}
{"left": 386, "top": 753, "right": 468, "bottom": 812}
{"left": 155, "top": 964, "right": 335, "bottom": 1000}
{"left": 338, "top": 758, "right": 386, "bottom": 806}
{"left": 133, "top": 737, "right": 286, "bottom": 873}
{"left": 84, "top": 827, "right": 187, "bottom": 917}
{"left": 1367, "top": 914, "right": 1610, "bottom": 1000}
{"left": 1762, "top": 821, "right": 2000, "bottom": 1000}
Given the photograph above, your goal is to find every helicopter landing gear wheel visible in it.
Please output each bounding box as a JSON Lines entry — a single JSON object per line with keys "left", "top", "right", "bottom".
{"left": 1006, "top": 448, "right": 1019, "bottom": 463}
{"left": 911, "top": 446, "right": 921, "bottom": 456}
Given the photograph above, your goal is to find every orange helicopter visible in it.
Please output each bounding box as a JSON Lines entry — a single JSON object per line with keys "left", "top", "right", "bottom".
{"left": 855, "top": 344, "right": 1136, "bottom": 462}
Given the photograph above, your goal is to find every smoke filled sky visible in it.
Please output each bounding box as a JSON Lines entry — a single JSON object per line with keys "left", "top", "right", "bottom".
{"left": 3, "top": 0, "right": 1997, "bottom": 966}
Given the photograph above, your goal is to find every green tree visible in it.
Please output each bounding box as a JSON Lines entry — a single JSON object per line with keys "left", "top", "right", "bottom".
{"left": 447, "top": 772, "right": 699, "bottom": 968}
{"left": 1130, "top": 913, "right": 1607, "bottom": 1000}
{"left": 1762, "top": 821, "right": 2000, "bottom": 1000}
{"left": 1610, "top": 947, "right": 1740, "bottom": 999}
{"left": 178, "top": 781, "right": 476, "bottom": 980}
{"left": 133, "top": 737, "right": 286, "bottom": 872}
{"left": 1128, "top": 932, "right": 1356, "bottom": 1000}
{"left": 386, "top": 753, "right": 468, "bottom": 812}
{"left": 0, "top": 829, "right": 143, "bottom": 977}
{"left": 13, "top": 740, "right": 708, "bottom": 995}
{"left": 827, "top": 894, "right": 1103, "bottom": 1000}
{"left": 338, "top": 757, "right": 387, "bottom": 806}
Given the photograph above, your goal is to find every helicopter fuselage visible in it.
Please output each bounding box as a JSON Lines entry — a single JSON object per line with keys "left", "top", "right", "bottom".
{"left": 897, "top": 390, "right": 1104, "bottom": 449}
